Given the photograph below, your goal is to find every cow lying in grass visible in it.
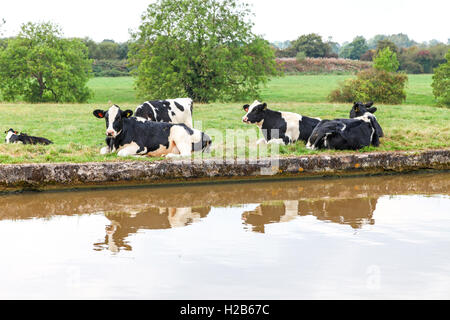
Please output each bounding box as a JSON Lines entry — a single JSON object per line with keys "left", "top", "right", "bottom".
{"left": 135, "top": 98, "right": 194, "bottom": 128}
{"left": 93, "top": 105, "right": 211, "bottom": 158}
{"left": 242, "top": 100, "right": 321, "bottom": 145}
{"left": 350, "top": 101, "right": 384, "bottom": 137}
{"left": 306, "top": 104, "right": 383, "bottom": 150}
{"left": 4, "top": 129, "right": 53, "bottom": 145}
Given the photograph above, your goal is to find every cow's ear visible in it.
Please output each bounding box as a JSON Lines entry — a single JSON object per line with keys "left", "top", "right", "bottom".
{"left": 262, "top": 103, "right": 267, "bottom": 110}
{"left": 353, "top": 104, "right": 360, "bottom": 112}
{"left": 367, "top": 107, "right": 377, "bottom": 114}
{"left": 243, "top": 104, "right": 250, "bottom": 112}
{"left": 366, "top": 101, "right": 374, "bottom": 107}
{"left": 93, "top": 110, "right": 106, "bottom": 119}
{"left": 122, "top": 110, "right": 133, "bottom": 118}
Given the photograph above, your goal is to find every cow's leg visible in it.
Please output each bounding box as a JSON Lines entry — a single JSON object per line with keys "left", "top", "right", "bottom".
{"left": 101, "top": 137, "right": 114, "bottom": 155}
{"left": 256, "top": 138, "right": 267, "bottom": 145}
{"left": 166, "top": 140, "right": 191, "bottom": 158}
{"left": 166, "top": 127, "right": 192, "bottom": 158}
{"left": 100, "top": 146, "right": 111, "bottom": 155}
{"left": 117, "top": 143, "right": 143, "bottom": 157}
{"left": 268, "top": 138, "right": 286, "bottom": 145}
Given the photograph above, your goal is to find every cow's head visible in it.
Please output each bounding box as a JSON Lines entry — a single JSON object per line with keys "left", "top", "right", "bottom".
{"left": 93, "top": 105, "right": 133, "bottom": 138}
{"left": 350, "top": 102, "right": 377, "bottom": 118}
{"left": 242, "top": 101, "right": 267, "bottom": 124}
{"left": 4, "top": 128, "right": 18, "bottom": 144}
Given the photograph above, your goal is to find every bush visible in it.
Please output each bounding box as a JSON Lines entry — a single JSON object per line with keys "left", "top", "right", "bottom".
{"left": 432, "top": 50, "right": 450, "bottom": 106}
{"left": 329, "top": 68, "right": 408, "bottom": 104}
{"left": 296, "top": 51, "right": 307, "bottom": 63}
{"left": 401, "top": 61, "right": 424, "bottom": 74}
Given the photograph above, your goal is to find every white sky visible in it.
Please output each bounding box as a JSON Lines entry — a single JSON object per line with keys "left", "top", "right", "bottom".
{"left": 0, "top": 0, "right": 448, "bottom": 44}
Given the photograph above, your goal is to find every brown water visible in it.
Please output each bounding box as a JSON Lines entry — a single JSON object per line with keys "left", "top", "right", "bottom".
{"left": 0, "top": 172, "right": 449, "bottom": 299}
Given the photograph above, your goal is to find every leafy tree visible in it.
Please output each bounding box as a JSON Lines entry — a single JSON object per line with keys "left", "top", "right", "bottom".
{"left": 326, "top": 37, "right": 340, "bottom": 56}
{"left": 290, "top": 33, "right": 332, "bottom": 58}
{"left": 368, "top": 34, "right": 417, "bottom": 50}
{"left": 373, "top": 47, "right": 399, "bottom": 73}
{"left": 376, "top": 39, "right": 399, "bottom": 54}
{"left": 129, "top": 0, "right": 279, "bottom": 103}
{"left": 339, "top": 36, "right": 368, "bottom": 60}
{"left": 432, "top": 49, "right": 450, "bottom": 106}
{"left": 0, "top": 22, "right": 92, "bottom": 102}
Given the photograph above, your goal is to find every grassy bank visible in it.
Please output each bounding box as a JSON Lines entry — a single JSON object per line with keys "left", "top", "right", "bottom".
{"left": 0, "top": 75, "right": 448, "bottom": 164}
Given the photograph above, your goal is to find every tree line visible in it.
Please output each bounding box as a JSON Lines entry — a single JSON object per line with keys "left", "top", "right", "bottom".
{"left": 274, "top": 33, "right": 450, "bottom": 75}
{"left": 0, "top": 0, "right": 448, "bottom": 105}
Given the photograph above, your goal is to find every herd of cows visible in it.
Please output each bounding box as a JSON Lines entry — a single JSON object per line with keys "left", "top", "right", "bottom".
{"left": 4, "top": 98, "right": 384, "bottom": 157}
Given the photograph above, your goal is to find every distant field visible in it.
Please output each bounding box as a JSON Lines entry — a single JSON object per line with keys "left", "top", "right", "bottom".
{"left": 88, "top": 74, "right": 437, "bottom": 106}
{"left": 0, "top": 74, "right": 447, "bottom": 164}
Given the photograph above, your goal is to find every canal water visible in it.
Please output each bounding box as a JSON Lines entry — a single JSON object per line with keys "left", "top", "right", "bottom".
{"left": 0, "top": 172, "right": 449, "bottom": 299}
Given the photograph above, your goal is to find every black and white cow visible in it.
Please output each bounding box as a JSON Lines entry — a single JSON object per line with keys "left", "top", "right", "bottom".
{"left": 4, "top": 129, "right": 53, "bottom": 145}
{"left": 93, "top": 105, "right": 211, "bottom": 158}
{"left": 135, "top": 98, "right": 194, "bottom": 128}
{"left": 241, "top": 100, "right": 321, "bottom": 145}
{"left": 350, "top": 101, "right": 384, "bottom": 137}
{"left": 306, "top": 113, "right": 383, "bottom": 150}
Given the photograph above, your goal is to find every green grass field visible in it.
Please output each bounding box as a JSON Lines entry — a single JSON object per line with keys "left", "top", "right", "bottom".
{"left": 88, "top": 74, "right": 437, "bottom": 106}
{"left": 0, "top": 75, "right": 448, "bottom": 164}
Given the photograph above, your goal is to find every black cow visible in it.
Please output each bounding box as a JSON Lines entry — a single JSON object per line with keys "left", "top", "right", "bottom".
{"left": 306, "top": 113, "right": 382, "bottom": 150}
{"left": 350, "top": 101, "right": 384, "bottom": 137}
{"left": 241, "top": 100, "right": 321, "bottom": 145}
{"left": 135, "top": 98, "right": 193, "bottom": 128}
{"left": 4, "top": 129, "right": 53, "bottom": 145}
{"left": 93, "top": 105, "right": 211, "bottom": 158}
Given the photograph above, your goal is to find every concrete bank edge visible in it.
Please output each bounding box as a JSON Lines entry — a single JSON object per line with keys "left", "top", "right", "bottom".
{"left": 0, "top": 149, "right": 449, "bottom": 192}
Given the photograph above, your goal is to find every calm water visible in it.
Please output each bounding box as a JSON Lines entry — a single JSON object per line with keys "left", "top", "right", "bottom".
{"left": 0, "top": 173, "right": 449, "bottom": 299}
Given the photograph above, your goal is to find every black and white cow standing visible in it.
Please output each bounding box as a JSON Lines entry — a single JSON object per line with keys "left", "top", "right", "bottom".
{"left": 4, "top": 129, "right": 53, "bottom": 145}
{"left": 306, "top": 112, "right": 383, "bottom": 150}
{"left": 134, "top": 98, "right": 194, "bottom": 128}
{"left": 93, "top": 105, "right": 211, "bottom": 158}
{"left": 241, "top": 100, "right": 321, "bottom": 145}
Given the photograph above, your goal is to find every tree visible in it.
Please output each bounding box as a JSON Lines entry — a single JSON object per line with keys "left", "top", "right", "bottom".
{"left": 289, "top": 33, "right": 332, "bottom": 58}
{"left": 0, "top": 22, "right": 92, "bottom": 102}
{"left": 373, "top": 47, "right": 399, "bottom": 73}
{"left": 129, "top": 0, "right": 279, "bottom": 103}
{"left": 432, "top": 50, "right": 450, "bottom": 106}
{"left": 376, "top": 39, "right": 399, "bottom": 54}
{"left": 339, "top": 36, "right": 368, "bottom": 60}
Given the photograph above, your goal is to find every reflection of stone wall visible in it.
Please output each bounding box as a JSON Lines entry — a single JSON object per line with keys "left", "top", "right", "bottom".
{"left": 0, "top": 172, "right": 448, "bottom": 222}
{"left": 0, "top": 149, "right": 449, "bottom": 192}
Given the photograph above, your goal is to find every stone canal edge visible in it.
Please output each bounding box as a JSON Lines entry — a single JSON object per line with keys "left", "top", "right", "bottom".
{"left": 0, "top": 149, "right": 449, "bottom": 192}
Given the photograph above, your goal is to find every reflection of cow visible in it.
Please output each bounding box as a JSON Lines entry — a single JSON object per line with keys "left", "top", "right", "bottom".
{"left": 242, "top": 201, "right": 299, "bottom": 233}
{"left": 242, "top": 198, "right": 378, "bottom": 233}
{"left": 94, "top": 206, "right": 210, "bottom": 253}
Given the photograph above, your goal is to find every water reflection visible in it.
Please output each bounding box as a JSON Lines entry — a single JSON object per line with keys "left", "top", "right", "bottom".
{"left": 243, "top": 197, "right": 377, "bottom": 233}
{"left": 0, "top": 173, "right": 448, "bottom": 253}
{"left": 93, "top": 207, "right": 211, "bottom": 252}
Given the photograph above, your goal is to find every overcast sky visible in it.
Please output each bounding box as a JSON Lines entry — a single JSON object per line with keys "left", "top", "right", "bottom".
{"left": 0, "top": 0, "right": 448, "bottom": 44}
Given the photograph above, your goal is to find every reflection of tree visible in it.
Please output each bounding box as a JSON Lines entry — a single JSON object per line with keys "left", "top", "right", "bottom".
{"left": 243, "top": 197, "right": 378, "bottom": 233}
{"left": 93, "top": 207, "right": 211, "bottom": 253}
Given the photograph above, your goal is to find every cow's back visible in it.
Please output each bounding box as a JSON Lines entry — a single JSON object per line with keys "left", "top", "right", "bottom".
{"left": 135, "top": 98, "right": 193, "bottom": 128}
